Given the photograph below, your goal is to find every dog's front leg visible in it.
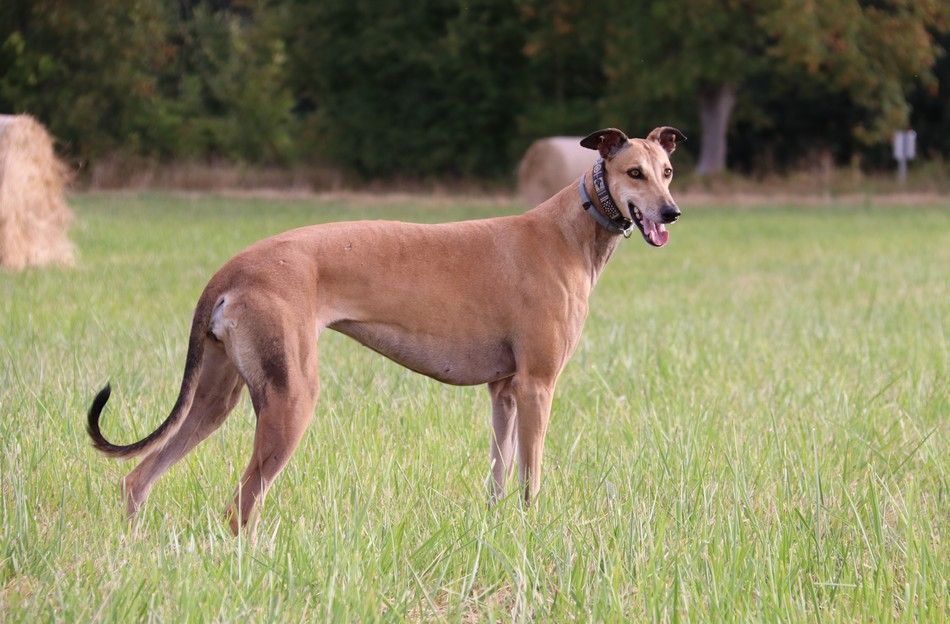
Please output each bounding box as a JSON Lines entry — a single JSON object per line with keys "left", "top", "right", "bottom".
{"left": 488, "top": 378, "right": 517, "bottom": 501}
{"left": 512, "top": 375, "right": 555, "bottom": 504}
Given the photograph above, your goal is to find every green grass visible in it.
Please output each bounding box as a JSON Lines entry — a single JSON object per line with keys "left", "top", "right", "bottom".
{"left": 1, "top": 193, "right": 948, "bottom": 622}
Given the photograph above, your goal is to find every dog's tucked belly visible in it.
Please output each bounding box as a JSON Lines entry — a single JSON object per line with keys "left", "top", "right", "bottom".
{"left": 328, "top": 320, "right": 515, "bottom": 386}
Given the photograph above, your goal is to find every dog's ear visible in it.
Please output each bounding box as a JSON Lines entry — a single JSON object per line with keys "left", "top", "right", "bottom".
{"left": 646, "top": 126, "right": 686, "bottom": 155}
{"left": 580, "top": 128, "right": 630, "bottom": 159}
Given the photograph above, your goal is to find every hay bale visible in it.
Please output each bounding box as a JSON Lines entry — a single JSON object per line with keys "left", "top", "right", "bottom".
{"left": 0, "top": 114, "right": 74, "bottom": 270}
{"left": 517, "top": 137, "right": 598, "bottom": 206}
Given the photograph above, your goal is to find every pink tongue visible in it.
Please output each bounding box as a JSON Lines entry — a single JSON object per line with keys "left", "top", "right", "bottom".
{"left": 643, "top": 219, "right": 669, "bottom": 247}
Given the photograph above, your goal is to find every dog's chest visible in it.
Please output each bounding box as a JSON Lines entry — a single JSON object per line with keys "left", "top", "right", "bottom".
{"left": 329, "top": 320, "right": 516, "bottom": 386}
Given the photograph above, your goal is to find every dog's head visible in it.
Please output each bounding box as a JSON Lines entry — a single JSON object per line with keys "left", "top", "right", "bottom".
{"left": 580, "top": 127, "right": 685, "bottom": 247}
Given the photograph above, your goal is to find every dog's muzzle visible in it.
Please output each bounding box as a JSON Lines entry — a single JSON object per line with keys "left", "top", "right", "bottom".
{"left": 628, "top": 202, "right": 671, "bottom": 247}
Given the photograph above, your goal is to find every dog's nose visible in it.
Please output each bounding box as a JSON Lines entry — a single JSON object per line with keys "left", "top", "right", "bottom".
{"left": 660, "top": 204, "right": 681, "bottom": 223}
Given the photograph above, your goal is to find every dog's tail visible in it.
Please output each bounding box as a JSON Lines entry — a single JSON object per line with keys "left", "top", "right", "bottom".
{"left": 86, "top": 299, "right": 211, "bottom": 459}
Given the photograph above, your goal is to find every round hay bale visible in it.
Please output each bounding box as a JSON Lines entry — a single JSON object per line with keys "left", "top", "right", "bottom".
{"left": 0, "top": 114, "right": 74, "bottom": 270}
{"left": 517, "top": 137, "right": 598, "bottom": 206}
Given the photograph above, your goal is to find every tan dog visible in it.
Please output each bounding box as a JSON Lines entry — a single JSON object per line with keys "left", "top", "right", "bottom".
{"left": 87, "top": 126, "right": 685, "bottom": 533}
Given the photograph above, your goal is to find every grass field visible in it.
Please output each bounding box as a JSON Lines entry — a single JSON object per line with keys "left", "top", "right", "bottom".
{"left": 1, "top": 193, "right": 948, "bottom": 622}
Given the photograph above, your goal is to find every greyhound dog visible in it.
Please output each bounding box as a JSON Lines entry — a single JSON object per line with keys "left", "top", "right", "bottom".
{"left": 87, "top": 126, "right": 685, "bottom": 533}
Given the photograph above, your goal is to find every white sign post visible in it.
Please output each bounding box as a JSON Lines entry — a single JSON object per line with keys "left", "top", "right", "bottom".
{"left": 893, "top": 130, "right": 916, "bottom": 184}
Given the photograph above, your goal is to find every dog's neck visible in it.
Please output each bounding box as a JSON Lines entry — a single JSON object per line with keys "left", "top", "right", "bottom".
{"left": 578, "top": 174, "right": 624, "bottom": 280}
{"left": 533, "top": 174, "right": 624, "bottom": 288}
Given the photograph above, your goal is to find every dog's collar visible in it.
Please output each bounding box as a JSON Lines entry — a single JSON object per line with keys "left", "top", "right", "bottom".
{"left": 579, "top": 159, "right": 633, "bottom": 237}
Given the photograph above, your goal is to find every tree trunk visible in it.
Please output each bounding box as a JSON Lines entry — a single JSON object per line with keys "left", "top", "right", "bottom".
{"left": 696, "top": 84, "right": 737, "bottom": 175}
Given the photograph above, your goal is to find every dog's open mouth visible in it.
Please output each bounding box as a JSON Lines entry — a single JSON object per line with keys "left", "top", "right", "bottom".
{"left": 630, "top": 204, "right": 670, "bottom": 247}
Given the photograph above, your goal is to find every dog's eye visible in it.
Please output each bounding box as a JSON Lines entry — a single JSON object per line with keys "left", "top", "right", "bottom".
{"left": 627, "top": 168, "right": 642, "bottom": 179}
{"left": 664, "top": 167, "right": 673, "bottom": 178}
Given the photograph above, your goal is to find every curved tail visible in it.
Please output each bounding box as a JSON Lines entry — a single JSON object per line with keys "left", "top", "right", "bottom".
{"left": 87, "top": 302, "right": 210, "bottom": 459}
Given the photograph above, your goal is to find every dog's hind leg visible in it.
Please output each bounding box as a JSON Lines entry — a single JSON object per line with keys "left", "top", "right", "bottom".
{"left": 226, "top": 322, "right": 320, "bottom": 535}
{"left": 488, "top": 377, "right": 517, "bottom": 502}
{"left": 123, "top": 342, "right": 243, "bottom": 517}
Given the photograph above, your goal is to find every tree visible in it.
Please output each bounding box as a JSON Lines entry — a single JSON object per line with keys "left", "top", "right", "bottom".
{"left": 287, "top": 0, "right": 527, "bottom": 177}
{"left": 602, "top": 0, "right": 949, "bottom": 175}
{"left": 161, "top": 1, "right": 297, "bottom": 163}
{"left": 0, "top": 0, "right": 170, "bottom": 161}
{"left": 3, "top": 0, "right": 949, "bottom": 175}
{"left": 516, "top": 0, "right": 608, "bottom": 145}
{"left": 763, "top": 0, "right": 949, "bottom": 146}
{"left": 602, "top": 0, "right": 768, "bottom": 175}
{"left": 909, "top": 32, "right": 950, "bottom": 158}
{"left": 0, "top": 0, "right": 297, "bottom": 164}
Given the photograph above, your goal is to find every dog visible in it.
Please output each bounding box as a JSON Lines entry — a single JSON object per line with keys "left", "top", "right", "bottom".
{"left": 87, "top": 126, "right": 685, "bottom": 534}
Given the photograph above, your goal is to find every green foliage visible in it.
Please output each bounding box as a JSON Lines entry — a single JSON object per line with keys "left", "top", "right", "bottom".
{"left": 515, "top": 1, "right": 606, "bottom": 143}
{"left": 160, "top": 2, "right": 297, "bottom": 162}
{"left": 0, "top": 0, "right": 169, "bottom": 161}
{"left": 910, "top": 32, "right": 950, "bottom": 158}
{"left": 0, "top": 0, "right": 296, "bottom": 164}
{"left": 1, "top": 0, "right": 949, "bottom": 174}
{"left": 288, "top": 0, "right": 527, "bottom": 176}
{"left": 603, "top": 0, "right": 950, "bottom": 169}
{"left": 604, "top": 0, "right": 768, "bottom": 101}
{"left": 763, "top": 0, "right": 950, "bottom": 144}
